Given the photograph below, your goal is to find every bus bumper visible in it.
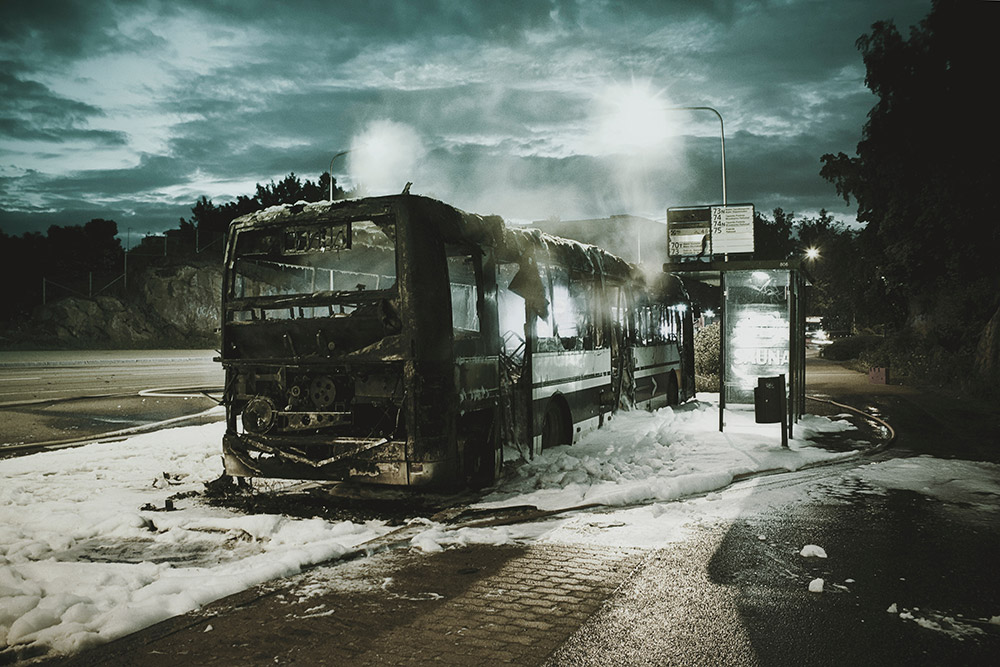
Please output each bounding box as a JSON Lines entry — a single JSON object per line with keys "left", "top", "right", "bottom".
{"left": 222, "top": 433, "right": 458, "bottom": 487}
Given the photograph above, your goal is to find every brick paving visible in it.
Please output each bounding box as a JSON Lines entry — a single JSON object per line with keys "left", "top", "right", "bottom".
{"left": 347, "top": 544, "right": 647, "bottom": 665}
{"left": 50, "top": 542, "right": 648, "bottom": 666}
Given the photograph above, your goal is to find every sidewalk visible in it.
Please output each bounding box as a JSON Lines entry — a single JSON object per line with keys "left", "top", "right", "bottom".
{"left": 806, "top": 351, "right": 1000, "bottom": 463}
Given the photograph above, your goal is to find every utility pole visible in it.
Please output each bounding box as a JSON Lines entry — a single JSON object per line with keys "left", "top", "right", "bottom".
{"left": 124, "top": 228, "right": 131, "bottom": 293}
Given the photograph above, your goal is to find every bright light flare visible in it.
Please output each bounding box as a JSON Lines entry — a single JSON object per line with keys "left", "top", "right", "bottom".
{"left": 349, "top": 120, "right": 426, "bottom": 195}
{"left": 591, "top": 80, "right": 672, "bottom": 153}
{"left": 805, "top": 247, "right": 820, "bottom": 260}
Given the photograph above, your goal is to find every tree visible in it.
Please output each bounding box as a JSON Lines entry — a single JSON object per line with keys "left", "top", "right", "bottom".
{"left": 43, "top": 219, "right": 122, "bottom": 276}
{"left": 820, "top": 0, "right": 1000, "bottom": 350}
{"left": 753, "top": 208, "right": 795, "bottom": 261}
{"left": 181, "top": 171, "right": 344, "bottom": 255}
{"left": 753, "top": 207, "right": 891, "bottom": 335}
{"left": 81, "top": 218, "right": 123, "bottom": 273}
{"left": 0, "top": 219, "right": 124, "bottom": 321}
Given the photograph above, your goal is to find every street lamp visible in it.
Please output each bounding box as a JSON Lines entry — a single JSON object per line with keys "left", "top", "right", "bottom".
{"left": 805, "top": 247, "right": 820, "bottom": 261}
{"left": 664, "top": 106, "right": 727, "bottom": 206}
{"left": 329, "top": 150, "right": 351, "bottom": 202}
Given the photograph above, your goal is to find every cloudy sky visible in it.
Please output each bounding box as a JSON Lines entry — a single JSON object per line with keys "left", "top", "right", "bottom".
{"left": 1, "top": 0, "right": 933, "bottom": 239}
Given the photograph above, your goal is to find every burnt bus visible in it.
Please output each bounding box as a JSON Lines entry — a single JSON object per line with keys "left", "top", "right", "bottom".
{"left": 220, "top": 194, "right": 694, "bottom": 488}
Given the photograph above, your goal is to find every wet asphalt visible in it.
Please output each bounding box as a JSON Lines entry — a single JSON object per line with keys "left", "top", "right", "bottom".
{"left": 0, "top": 350, "right": 221, "bottom": 451}
{"left": 547, "top": 471, "right": 1000, "bottom": 666}
{"left": 546, "top": 356, "right": 1000, "bottom": 665}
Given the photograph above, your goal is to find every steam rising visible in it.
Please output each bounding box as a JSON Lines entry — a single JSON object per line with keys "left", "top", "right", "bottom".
{"left": 587, "top": 80, "right": 685, "bottom": 223}
{"left": 349, "top": 120, "right": 426, "bottom": 196}
{"left": 342, "top": 80, "right": 693, "bottom": 252}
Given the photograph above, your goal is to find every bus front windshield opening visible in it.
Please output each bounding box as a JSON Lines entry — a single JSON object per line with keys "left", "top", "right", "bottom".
{"left": 228, "top": 220, "right": 400, "bottom": 357}
{"left": 232, "top": 220, "right": 396, "bottom": 320}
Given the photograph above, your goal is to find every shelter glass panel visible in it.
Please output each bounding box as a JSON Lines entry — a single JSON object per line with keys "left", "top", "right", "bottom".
{"left": 724, "top": 269, "right": 791, "bottom": 404}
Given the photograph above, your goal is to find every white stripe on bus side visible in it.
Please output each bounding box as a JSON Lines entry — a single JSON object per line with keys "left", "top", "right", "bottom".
{"left": 531, "top": 374, "right": 609, "bottom": 401}
{"left": 633, "top": 363, "right": 677, "bottom": 380}
{"left": 530, "top": 349, "right": 611, "bottom": 398}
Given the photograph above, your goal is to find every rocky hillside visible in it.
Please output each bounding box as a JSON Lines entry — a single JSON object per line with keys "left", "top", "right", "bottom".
{"left": 8, "top": 262, "right": 222, "bottom": 349}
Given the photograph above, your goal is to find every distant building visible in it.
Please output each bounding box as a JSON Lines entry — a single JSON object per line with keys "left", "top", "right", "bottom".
{"left": 528, "top": 214, "right": 666, "bottom": 265}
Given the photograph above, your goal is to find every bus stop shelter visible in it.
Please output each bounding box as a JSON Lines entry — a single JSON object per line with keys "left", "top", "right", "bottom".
{"left": 663, "top": 259, "right": 809, "bottom": 438}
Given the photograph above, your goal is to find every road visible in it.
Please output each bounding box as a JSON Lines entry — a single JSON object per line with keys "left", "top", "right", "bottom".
{"left": 0, "top": 350, "right": 222, "bottom": 448}
{"left": 0, "top": 350, "right": 221, "bottom": 405}
{"left": 806, "top": 352, "right": 1000, "bottom": 463}
{"left": 547, "top": 465, "right": 1000, "bottom": 666}
{"left": 545, "top": 357, "right": 1000, "bottom": 665}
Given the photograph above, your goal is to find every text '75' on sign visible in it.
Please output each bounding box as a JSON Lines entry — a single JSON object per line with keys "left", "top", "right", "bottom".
{"left": 667, "top": 204, "right": 754, "bottom": 258}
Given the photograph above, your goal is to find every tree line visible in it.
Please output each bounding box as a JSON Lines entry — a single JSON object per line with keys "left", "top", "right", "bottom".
{"left": 172, "top": 172, "right": 346, "bottom": 248}
{"left": 0, "top": 172, "right": 345, "bottom": 323}
{"left": 753, "top": 208, "right": 876, "bottom": 337}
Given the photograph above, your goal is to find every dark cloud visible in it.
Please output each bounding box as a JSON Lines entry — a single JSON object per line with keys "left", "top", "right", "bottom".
{"left": 0, "top": 0, "right": 935, "bottom": 239}
{"left": 0, "top": 72, "right": 126, "bottom": 144}
{"left": 49, "top": 155, "right": 192, "bottom": 198}
{"left": 0, "top": 2, "right": 118, "bottom": 62}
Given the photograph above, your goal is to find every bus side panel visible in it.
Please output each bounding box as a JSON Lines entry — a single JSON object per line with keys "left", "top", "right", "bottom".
{"left": 455, "top": 357, "right": 500, "bottom": 410}
{"left": 530, "top": 349, "right": 611, "bottom": 450}
{"left": 632, "top": 344, "right": 681, "bottom": 409}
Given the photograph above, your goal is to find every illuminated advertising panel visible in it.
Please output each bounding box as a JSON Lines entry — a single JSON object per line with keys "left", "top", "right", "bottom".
{"left": 724, "top": 269, "right": 790, "bottom": 404}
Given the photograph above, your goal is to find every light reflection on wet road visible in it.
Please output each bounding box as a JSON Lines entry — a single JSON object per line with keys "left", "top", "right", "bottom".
{"left": 0, "top": 350, "right": 222, "bottom": 447}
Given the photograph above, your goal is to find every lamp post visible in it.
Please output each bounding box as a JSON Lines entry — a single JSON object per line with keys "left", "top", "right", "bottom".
{"left": 329, "top": 150, "right": 351, "bottom": 202}
{"left": 663, "top": 106, "right": 727, "bottom": 433}
{"left": 665, "top": 106, "right": 727, "bottom": 206}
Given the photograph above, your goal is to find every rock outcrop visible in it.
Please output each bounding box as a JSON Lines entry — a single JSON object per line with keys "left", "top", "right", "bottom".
{"left": 18, "top": 262, "right": 222, "bottom": 348}
{"left": 137, "top": 263, "right": 222, "bottom": 339}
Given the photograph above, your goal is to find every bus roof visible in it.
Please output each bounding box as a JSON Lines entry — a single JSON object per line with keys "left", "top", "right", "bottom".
{"left": 229, "top": 193, "right": 661, "bottom": 286}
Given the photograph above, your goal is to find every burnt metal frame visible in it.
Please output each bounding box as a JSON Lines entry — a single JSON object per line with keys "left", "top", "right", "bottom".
{"left": 218, "top": 194, "right": 698, "bottom": 487}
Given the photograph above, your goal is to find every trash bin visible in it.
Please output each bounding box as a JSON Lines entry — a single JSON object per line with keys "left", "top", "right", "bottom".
{"left": 754, "top": 375, "right": 786, "bottom": 424}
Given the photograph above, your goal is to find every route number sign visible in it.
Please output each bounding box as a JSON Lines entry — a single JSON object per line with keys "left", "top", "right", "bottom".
{"left": 667, "top": 204, "right": 754, "bottom": 259}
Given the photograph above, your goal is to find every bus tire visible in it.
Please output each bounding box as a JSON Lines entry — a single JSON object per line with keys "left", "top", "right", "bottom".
{"left": 541, "top": 396, "right": 571, "bottom": 449}
{"left": 667, "top": 373, "right": 679, "bottom": 406}
{"left": 465, "top": 413, "right": 499, "bottom": 489}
